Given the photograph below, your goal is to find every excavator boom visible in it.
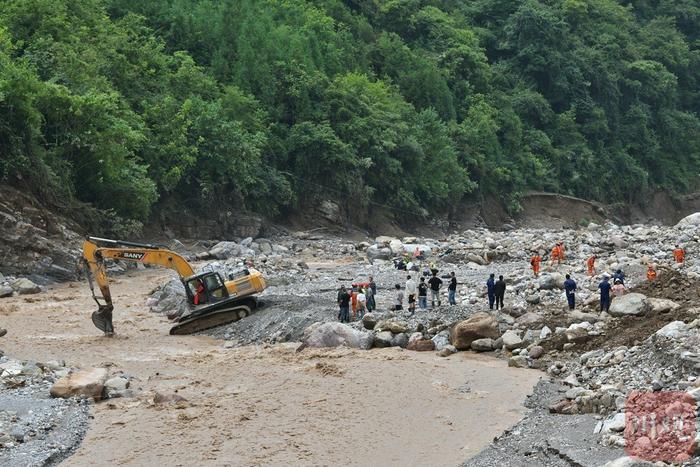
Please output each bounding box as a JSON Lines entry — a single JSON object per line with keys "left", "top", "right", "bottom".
{"left": 82, "top": 237, "right": 265, "bottom": 336}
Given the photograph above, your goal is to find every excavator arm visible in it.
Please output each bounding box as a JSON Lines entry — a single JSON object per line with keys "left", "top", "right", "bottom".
{"left": 82, "top": 237, "right": 195, "bottom": 336}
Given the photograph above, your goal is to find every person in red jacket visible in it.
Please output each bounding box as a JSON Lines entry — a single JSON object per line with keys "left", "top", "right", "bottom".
{"left": 530, "top": 253, "right": 542, "bottom": 277}
{"left": 587, "top": 255, "right": 597, "bottom": 276}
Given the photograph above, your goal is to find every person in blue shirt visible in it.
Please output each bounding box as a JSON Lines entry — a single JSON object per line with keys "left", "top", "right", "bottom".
{"left": 486, "top": 273, "right": 496, "bottom": 310}
{"left": 612, "top": 269, "right": 625, "bottom": 285}
{"left": 564, "top": 274, "right": 577, "bottom": 310}
{"left": 599, "top": 275, "right": 612, "bottom": 312}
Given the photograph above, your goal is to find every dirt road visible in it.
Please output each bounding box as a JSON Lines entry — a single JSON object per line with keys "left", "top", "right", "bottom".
{"left": 0, "top": 269, "right": 541, "bottom": 466}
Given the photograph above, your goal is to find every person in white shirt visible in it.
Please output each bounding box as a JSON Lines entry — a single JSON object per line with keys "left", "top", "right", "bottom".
{"left": 356, "top": 289, "right": 367, "bottom": 319}
{"left": 405, "top": 275, "right": 417, "bottom": 315}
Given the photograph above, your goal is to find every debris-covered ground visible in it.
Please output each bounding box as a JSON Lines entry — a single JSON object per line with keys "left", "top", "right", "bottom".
{"left": 5, "top": 212, "right": 700, "bottom": 465}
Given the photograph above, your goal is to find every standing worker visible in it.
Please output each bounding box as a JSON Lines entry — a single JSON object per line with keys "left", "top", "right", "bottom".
{"left": 647, "top": 264, "right": 657, "bottom": 281}
{"left": 356, "top": 288, "right": 367, "bottom": 319}
{"left": 392, "top": 284, "right": 404, "bottom": 311}
{"left": 587, "top": 255, "right": 597, "bottom": 276}
{"left": 406, "top": 275, "right": 417, "bottom": 315}
{"left": 530, "top": 252, "right": 542, "bottom": 277}
{"left": 365, "top": 284, "right": 375, "bottom": 312}
{"left": 448, "top": 272, "right": 458, "bottom": 306}
{"left": 673, "top": 245, "right": 686, "bottom": 264}
{"left": 612, "top": 269, "right": 625, "bottom": 285}
{"left": 428, "top": 272, "right": 443, "bottom": 307}
{"left": 494, "top": 275, "right": 506, "bottom": 310}
{"left": 337, "top": 286, "right": 351, "bottom": 323}
{"left": 564, "top": 274, "right": 577, "bottom": 310}
{"left": 599, "top": 275, "right": 612, "bottom": 313}
{"left": 486, "top": 273, "right": 496, "bottom": 310}
{"left": 418, "top": 277, "right": 428, "bottom": 310}
{"left": 551, "top": 242, "right": 565, "bottom": 266}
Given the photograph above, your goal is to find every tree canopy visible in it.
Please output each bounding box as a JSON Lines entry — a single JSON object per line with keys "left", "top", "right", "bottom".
{"left": 1, "top": 0, "right": 699, "bottom": 221}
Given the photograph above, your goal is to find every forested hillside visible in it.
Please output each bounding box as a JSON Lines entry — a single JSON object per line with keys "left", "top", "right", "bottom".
{"left": 2, "top": 0, "right": 699, "bottom": 225}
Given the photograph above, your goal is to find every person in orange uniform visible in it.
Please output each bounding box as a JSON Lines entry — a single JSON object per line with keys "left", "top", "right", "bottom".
{"left": 673, "top": 245, "right": 686, "bottom": 263}
{"left": 586, "top": 255, "right": 597, "bottom": 276}
{"left": 647, "top": 264, "right": 657, "bottom": 281}
{"left": 530, "top": 252, "right": 542, "bottom": 277}
{"left": 551, "top": 242, "right": 564, "bottom": 265}
{"left": 350, "top": 287, "right": 358, "bottom": 319}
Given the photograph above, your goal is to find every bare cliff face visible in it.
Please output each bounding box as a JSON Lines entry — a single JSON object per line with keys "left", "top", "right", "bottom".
{"left": 0, "top": 186, "right": 82, "bottom": 282}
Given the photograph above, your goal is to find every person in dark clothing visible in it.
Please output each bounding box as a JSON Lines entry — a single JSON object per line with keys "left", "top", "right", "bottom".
{"left": 428, "top": 272, "right": 443, "bottom": 307}
{"left": 448, "top": 272, "right": 457, "bottom": 305}
{"left": 564, "top": 274, "right": 577, "bottom": 310}
{"left": 486, "top": 274, "right": 496, "bottom": 310}
{"left": 418, "top": 277, "right": 428, "bottom": 310}
{"left": 494, "top": 275, "right": 506, "bottom": 310}
{"left": 367, "top": 276, "right": 377, "bottom": 310}
{"left": 337, "top": 286, "right": 351, "bottom": 323}
{"left": 612, "top": 269, "right": 625, "bottom": 286}
{"left": 599, "top": 276, "right": 612, "bottom": 312}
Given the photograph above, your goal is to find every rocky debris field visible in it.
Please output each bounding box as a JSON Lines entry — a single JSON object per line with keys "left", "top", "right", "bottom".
{"left": 6, "top": 210, "right": 700, "bottom": 465}
{"left": 145, "top": 212, "right": 700, "bottom": 464}
{"left": 0, "top": 351, "right": 138, "bottom": 466}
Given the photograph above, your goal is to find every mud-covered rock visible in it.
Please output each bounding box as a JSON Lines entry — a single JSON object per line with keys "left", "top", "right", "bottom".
{"left": 300, "top": 322, "right": 374, "bottom": 350}
{"left": 449, "top": 312, "right": 500, "bottom": 350}
{"left": 50, "top": 368, "right": 108, "bottom": 401}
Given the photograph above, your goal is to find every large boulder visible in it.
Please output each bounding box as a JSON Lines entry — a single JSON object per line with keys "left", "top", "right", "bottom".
{"left": 50, "top": 368, "right": 108, "bottom": 401}
{"left": 389, "top": 239, "right": 404, "bottom": 255}
{"left": 608, "top": 293, "right": 650, "bottom": 317}
{"left": 538, "top": 273, "right": 564, "bottom": 290}
{"left": 147, "top": 278, "right": 189, "bottom": 319}
{"left": 406, "top": 336, "right": 436, "bottom": 351}
{"left": 11, "top": 278, "right": 41, "bottom": 295}
{"left": 431, "top": 330, "right": 450, "bottom": 351}
{"left": 0, "top": 285, "right": 13, "bottom": 298}
{"left": 373, "top": 331, "right": 394, "bottom": 348}
{"left": 676, "top": 212, "right": 700, "bottom": 228}
{"left": 449, "top": 312, "right": 500, "bottom": 350}
{"left": 208, "top": 241, "right": 241, "bottom": 260}
{"left": 300, "top": 322, "right": 374, "bottom": 350}
{"left": 366, "top": 245, "right": 392, "bottom": 261}
{"left": 648, "top": 298, "right": 680, "bottom": 313}
{"left": 375, "top": 320, "right": 408, "bottom": 334}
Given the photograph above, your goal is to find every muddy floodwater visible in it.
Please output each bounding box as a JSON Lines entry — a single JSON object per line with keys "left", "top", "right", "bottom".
{"left": 0, "top": 270, "right": 541, "bottom": 466}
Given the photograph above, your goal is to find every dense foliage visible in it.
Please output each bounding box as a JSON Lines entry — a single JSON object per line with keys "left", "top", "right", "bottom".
{"left": 1, "top": 0, "right": 699, "bottom": 220}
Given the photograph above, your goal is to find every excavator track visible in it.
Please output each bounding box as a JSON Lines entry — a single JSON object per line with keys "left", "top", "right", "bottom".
{"left": 169, "top": 297, "right": 259, "bottom": 335}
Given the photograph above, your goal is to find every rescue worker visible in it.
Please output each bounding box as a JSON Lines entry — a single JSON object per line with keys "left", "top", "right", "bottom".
{"left": 599, "top": 275, "right": 612, "bottom": 313}
{"left": 350, "top": 286, "right": 358, "bottom": 320}
{"left": 392, "top": 284, "right": 404, "bottom": 311}
{"left": 586, "top": 255, "right": 597, "bottom": 276}
{"left": 647, "top": 264, "right": 657, "bottom": 281}
{"left": 486, "top": 273, "right": 496, "bottom": 310}
{"left": 673, "top": 245, "right": 686, "bottom": 263}
{"left": 494, "top": 275, "right": 506, "bottom": 310}
{"left": 367, "top": 276, "right": 377, "bottom": 310}
{"left": 530, "top": 252, "right": 542, "bottom": 277}
{"left": 365, "top": 284, "right": 375, "bottom": 312}
{"left": 551, "top": 242, "right": 565, "bottom": 265}
{"left": 356, "top": 288, "right": 367, "bottom": 319}
{"left": 564, "top": 274, "right": 577, "bottom": 310}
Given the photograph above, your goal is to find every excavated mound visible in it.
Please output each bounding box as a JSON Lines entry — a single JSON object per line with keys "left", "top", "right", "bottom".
{"left": 544, "top": 269, "right": 700, "bottom": 353}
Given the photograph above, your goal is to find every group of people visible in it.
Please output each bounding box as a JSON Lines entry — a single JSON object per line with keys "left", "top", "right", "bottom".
{"left": 338, "top": 241, "right": 690, "bottom": 321}
{"left": 336, "top": 277, "right": 377, "bottom": 323}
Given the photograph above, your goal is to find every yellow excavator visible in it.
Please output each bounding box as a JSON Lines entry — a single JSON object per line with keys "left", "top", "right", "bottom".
{"left": 82, "top": 237, "right": 266, "bottom": 336}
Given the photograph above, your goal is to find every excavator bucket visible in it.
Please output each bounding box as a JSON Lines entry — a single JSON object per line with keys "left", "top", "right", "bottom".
{"left": 91, "top": 304, "right": 115, "bottom": 336}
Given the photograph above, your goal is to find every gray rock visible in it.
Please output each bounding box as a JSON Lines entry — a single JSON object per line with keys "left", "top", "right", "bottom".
{"left": 538, "top": 273, "right": 563, "bottom": 290}
{"left": 366, "top": 245, "right": 392, "bottom": 261}
{"left": 501, "top": 330, "right": 523, "bottom": 350}
{"left": 508, "top": 356, "right": 529, "bottom": 368}
{"left": 516, "top": 312, "right": 544, "bottom": 327}
{"left": 525, "top": 294, "right": 541, "bottom": 305}
{"left": 392, "top": 332, "right": 409, "bottom": 348}
{"left": 0, "top": 285, "right": 13, "bottom": 298}
{"left": 373, "top": 331, "right": 394, "bottom": 348}
{"left": 438, "top": 345, "right": 457, "bottom": 357}
{"left": 655, "top": 321, "right": 687, "bottom": 339}
{"left": 676, "top": 212, "right": 700, "bottom": 228}
{"left": 608, "top": 293, "right": 650, "bottom": 317}
{"left": 209, "top": 241, "right": 242, "bottom": 259}
{"left": 528, "top": 346, "right": 545, "bottom": 359}
{"left": 300, "top": 322, "right": 374, "bottom": 350}
{"left": 449, "top": 312, "right": 500, "bottom": 350}
{"left": 470, "top": 338, "right": 495, "bottom": 352}
{"left": 431, "top": 330, "right": 450, "bottom": 351}
{"left": 11, "top": 278, "right": 41, "bottom": 295}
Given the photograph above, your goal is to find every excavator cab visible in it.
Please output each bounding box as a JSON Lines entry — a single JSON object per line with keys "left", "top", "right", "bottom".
{"left": 184, "top": 272, "right": 230, "bottom": 306}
